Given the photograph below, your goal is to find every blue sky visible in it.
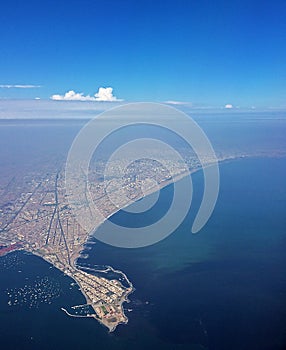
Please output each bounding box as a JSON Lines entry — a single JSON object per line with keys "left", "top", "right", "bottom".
{"left": 0, "top": 0, "right": 285, "bottom": 108}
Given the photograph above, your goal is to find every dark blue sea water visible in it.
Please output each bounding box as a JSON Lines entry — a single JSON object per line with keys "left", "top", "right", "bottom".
{"left": 1, "top": 156, "right": 286, "bottom": 350}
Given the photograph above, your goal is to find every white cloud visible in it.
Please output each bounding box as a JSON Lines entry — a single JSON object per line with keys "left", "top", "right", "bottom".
{"left": 51, "top": 90, "right": 95, "bottom": 101}
{"left": 50, "top": 87, "right": 122, "bottom": 102}
{"left": 164, "top": 100, "right": 191, "bottom": 105}
{"left": 94, "top": 87, "right": 121, "bottom": 101}
{"left": 224, "top": 104, "right": 233, "bottom": 109}
{"left": 0, "top": 84, "right": 41, "bottom": 88}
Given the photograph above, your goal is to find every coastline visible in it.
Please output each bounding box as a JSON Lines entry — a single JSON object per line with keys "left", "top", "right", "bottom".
{"left": 2, "top": 154, "right": 279, "bottom": 332}
{"left": 83, "top": 154, "right": 244, "bottom": 245}
{"left": 1, "top": 153, "right": 286, "bottom": 350}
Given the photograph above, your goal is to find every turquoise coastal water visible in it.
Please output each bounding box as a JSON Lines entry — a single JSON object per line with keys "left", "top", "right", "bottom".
{"left": 1, "top": 156, "right": 286, "bottom": 350}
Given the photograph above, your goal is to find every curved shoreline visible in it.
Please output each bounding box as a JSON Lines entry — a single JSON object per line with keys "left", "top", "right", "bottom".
{"left": 84, "top": 155, "right": 245, "bottom": 246}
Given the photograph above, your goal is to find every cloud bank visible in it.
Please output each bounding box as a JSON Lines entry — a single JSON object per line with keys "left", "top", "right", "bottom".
{"left": 224, "top": 104, "right": 233, "bottom": 109}
{"left": 0, "top": 84, "right": 41, "bottom": 88}
{"left": 51, "top": 87, "right": 122, "bottom": 102}
{"left": 0, "top": 99, "right": 117, "bottom": 119}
